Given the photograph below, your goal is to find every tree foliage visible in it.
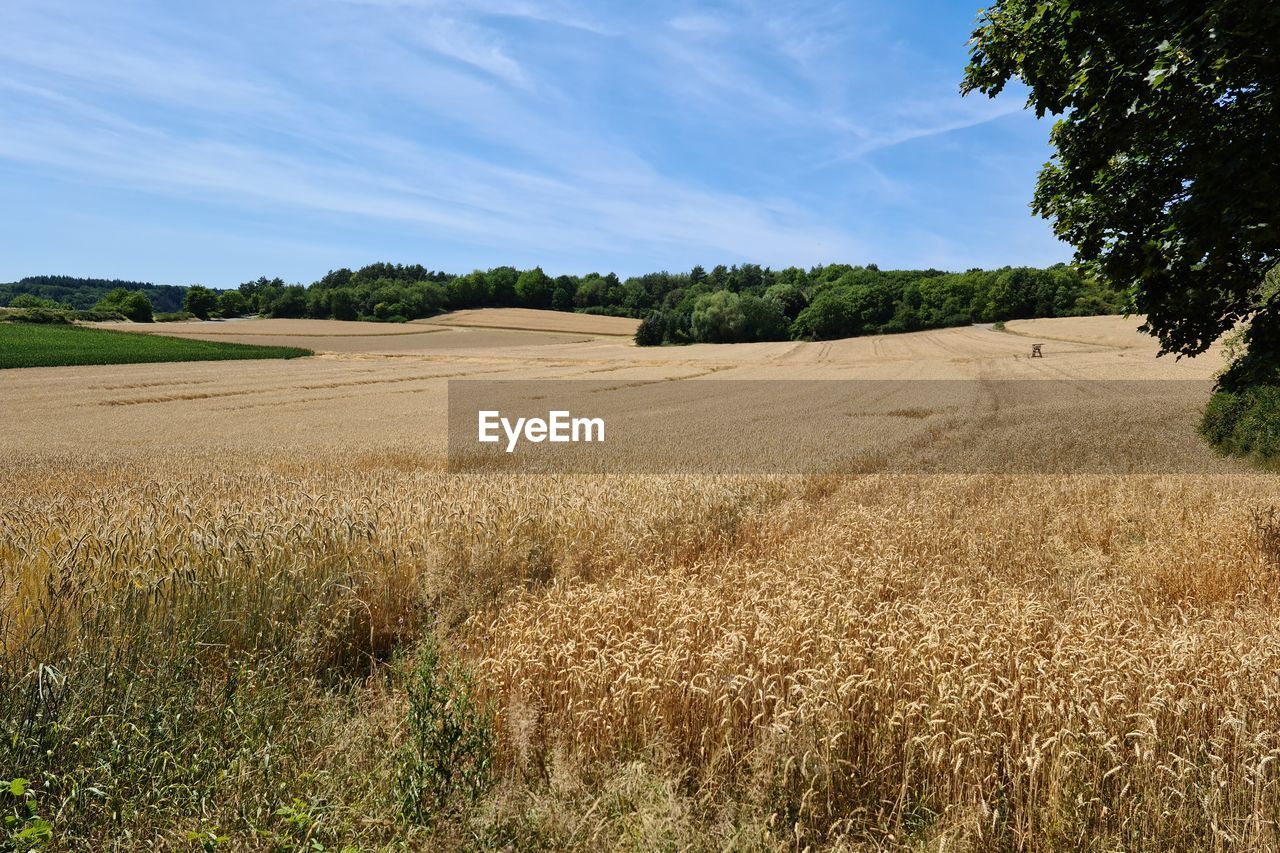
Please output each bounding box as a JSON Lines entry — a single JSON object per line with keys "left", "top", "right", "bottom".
{"left": 6, "top": 260, "right": 1124, "bottom": 346}
{"left": 514, "top": 267, "right": 554, "bottom": 309}
{"left": 217, "top": 290, "right": 248, "bottom": 318}
{"left": 963, "top": 0, "right": 1280, "bottom": 387}
{"left": 9, "top": 294, "right": 65, "bottom": 310}
{"left": 183, "top": 286, "right": 219, "bottom": 320}
{"left": 95, "top": 288, "right": 154, "bottom": 323}
{"left": 622, "top": 263, "right": 1118, "bottom": 345}
{"left": 0, "top": 277, "right": 184, "bottom": 313}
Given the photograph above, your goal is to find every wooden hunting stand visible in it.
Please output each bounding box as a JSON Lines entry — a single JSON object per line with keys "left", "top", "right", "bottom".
{"left": 1031, "top": 343, "right": 1043, "bottom": 358}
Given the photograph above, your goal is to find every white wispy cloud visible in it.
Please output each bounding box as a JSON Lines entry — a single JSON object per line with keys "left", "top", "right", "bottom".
{"left": 0, "top": 0, "right": 1060, "bottom": 281}
{"left": 827, "top": 96, "right": 1030, "bottom": 162}
{"left": 399, "top": 14, "right": 532, "bottom": 89}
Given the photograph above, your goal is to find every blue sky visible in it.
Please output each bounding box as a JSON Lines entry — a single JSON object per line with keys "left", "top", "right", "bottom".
{"left": 0, "top": 0, "right": 1069, "bottom": 287}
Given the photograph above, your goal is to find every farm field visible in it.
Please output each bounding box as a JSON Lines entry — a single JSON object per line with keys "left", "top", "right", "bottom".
{"left": 415, "top": 307, "right": 641, "bottom": 336}
{"left": 11, "top": 312, "right": 1228, "bottom": 456}
{"left": 6, "top": 310, "right": 1280, "bottom": 850}
{"left": 0, "top": 321, "right": 311, "bottom": 369}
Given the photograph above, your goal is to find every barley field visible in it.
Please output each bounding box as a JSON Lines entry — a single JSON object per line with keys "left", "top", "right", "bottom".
{"left": 5, "top": 312, "right": 1280, "bottom": 850}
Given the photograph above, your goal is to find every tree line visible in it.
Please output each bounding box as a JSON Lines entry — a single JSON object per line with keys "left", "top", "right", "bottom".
{"left": 636, "top": 264, "right": 1121, "bottom": 345}
{"left": 3, "top": 263, "right": 1126, "bottom": 345}
{"left": 0, "top": 276, "right": 186, "bottom": 313}
{"left": 201, "top": 261, "right": 1124, "bottom": 345}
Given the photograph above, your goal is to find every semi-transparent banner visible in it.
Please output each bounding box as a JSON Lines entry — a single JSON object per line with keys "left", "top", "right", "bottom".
{"left": 447, "top": 379, "right": 1230, "bottom": 474}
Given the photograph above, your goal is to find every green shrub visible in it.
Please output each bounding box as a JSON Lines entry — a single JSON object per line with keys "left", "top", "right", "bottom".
{"left": 634, "top": 313, "right": 666, "bottom": 346}
{"left": 8, "top": 294, "right": 63, "bottom": 310}
{"left": 7, "top": 308, "right": 71, "bottom": 324}
{"left": 93, "top": 288, "right": 153, "bottom": 322}
{"left": 69, "top": 309, "right": 127, "bottom": 322}
{"left": 154, "top": 311, "right": 195, "bottom": 322}
{"left": 1201, "top": 385, "right": 1280, "bottom": 461}
{"left": 396, "top": 637, "right": 494, "bottom": 828}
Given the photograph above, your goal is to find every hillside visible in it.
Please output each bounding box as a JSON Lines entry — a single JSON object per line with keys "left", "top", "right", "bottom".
{"left": 90, "top": 310, "right": 1210, "bottom": 375}
{"left": 24, "top": 312, "right": 1226, "bottom": 454}
{"left": 420, "top": 307, "right": 640, "bottom": 336}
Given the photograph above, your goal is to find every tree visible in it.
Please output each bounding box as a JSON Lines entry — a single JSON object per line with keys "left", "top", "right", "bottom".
{"left": 304, "top": 288, "right": 330, "bottom": 319}
{"left": 551, "top": 277, "right": 576, "bottom": 312}
{"left": 410, "top": 281, "right": 448, "bottom": 317}
{"left": 738, "top": 294, "right": 789, "bottom": 341}
{"left": 736, "top": 263, "right": 766, "bottom": 294}
{"left": 218, "top": 290, "right": 249, "bottom": 317}
{"left": 119, "top": 292, "right": 153, "bottom": 322}
{"left": 330, "top": 288, "right": 358, "bottom": 321}
{"left": 963, "top": 1, "right": 1280, "bottom": 387}
{"left": 790, "top": 289, "right": 862, "bottom": 340}
{"left": 447, "top": 273, "right": 489, "bottom": 309}
{"left": 515, "top": 267, "right": 554, "bottom": 308}
{"left": 10, "top": 294, "right": 60, "bottom": 310}
{"left": 237, "top": 277, "right": 283, "bottom": 314}
{"left": 984, "top": 269, "right": 1037, "bottom": 322}
{"left": 635, "top": 312, "right": 667, "bottom": 346}
{"left": 574, "top": 275, "right": 607, "bottom": 309}
{"left": 96, "top": 288, "right": 153, "bottom": 322}
{"left": 183, "top": 285, "right": 219, "bottom": 320}
{"left": 263, "top": 285, "right": 307, "bottom": 318}
{"left": 485, "top": 267, "right": 518, "bottom": 306}
{"left": 317, "top": 268, "right": 353, "bottom": 290}
{"left": 764, "top": 282, "right": 808, "bottom": 320}
{"left": 691, "top": 291, "right": 748, "bottom": 343}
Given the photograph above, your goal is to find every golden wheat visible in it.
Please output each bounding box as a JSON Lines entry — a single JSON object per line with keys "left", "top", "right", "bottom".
{"left": 2, "top": 312, "right": 1268, "bottom": 849}
{"left": 471, "top": 474, "right": 1280, "bottom": 849}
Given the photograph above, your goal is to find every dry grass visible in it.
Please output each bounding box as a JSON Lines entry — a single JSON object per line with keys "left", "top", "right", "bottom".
{"left": 0, "top": 313, "right": 1226, "bottom": 458}
{"left": 2, "top": 315, "right": 1270, "bottom": 850}
{"left": 8, "top": 458, "right": 1280, "bottom": 849}
{"left": 97, "top": 318, "right": 450, "bottom": 337}
{"left": 88, "top": 311, "right": 1221, "bottom": 376}
{"left": 0, "top": 453, "right": 797, "bottom": 848}
{"left": 421, "top": 308, "right": 641, "bottom": 336}
{"left": 95, "top": 310, "right": 639, "bottom": 356}
{"left": 472, "top": 474, "right": 1280, "bottom": 849}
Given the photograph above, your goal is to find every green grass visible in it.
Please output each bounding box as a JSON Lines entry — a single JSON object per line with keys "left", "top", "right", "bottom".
{"left": 0, "top": 322, "right": 312, "bottom": 368}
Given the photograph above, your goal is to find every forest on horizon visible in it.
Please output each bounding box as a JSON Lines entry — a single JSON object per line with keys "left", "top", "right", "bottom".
{"left": 1, "top": 261, "right": 1125, "bottom": 345}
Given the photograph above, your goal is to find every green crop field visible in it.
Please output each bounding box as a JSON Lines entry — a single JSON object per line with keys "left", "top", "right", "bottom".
{"left": 0, "top": 322, "right": 312, "bottom": 368}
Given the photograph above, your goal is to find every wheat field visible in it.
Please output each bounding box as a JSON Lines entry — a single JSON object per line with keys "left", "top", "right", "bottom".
{"left": 5, "top": 312, "right": 1279, "bottom": 850}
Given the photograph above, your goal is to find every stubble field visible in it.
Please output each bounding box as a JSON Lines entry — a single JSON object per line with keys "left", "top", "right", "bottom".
{"left": 5, "top": 311, "right": 1280, "bottom": 851}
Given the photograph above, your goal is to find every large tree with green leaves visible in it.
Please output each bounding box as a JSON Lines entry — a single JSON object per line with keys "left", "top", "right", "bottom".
{"left": 963, "top": 1, "right": 1280, "bottom": 387}
{"left": 96, "top": 287, "right": 153, "bottom": 323}
{"left": 515, "top": 267, "right": 554, "bottom": 309}
{"left": 183, "top": 285, "right": 219, "bottom": 320}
